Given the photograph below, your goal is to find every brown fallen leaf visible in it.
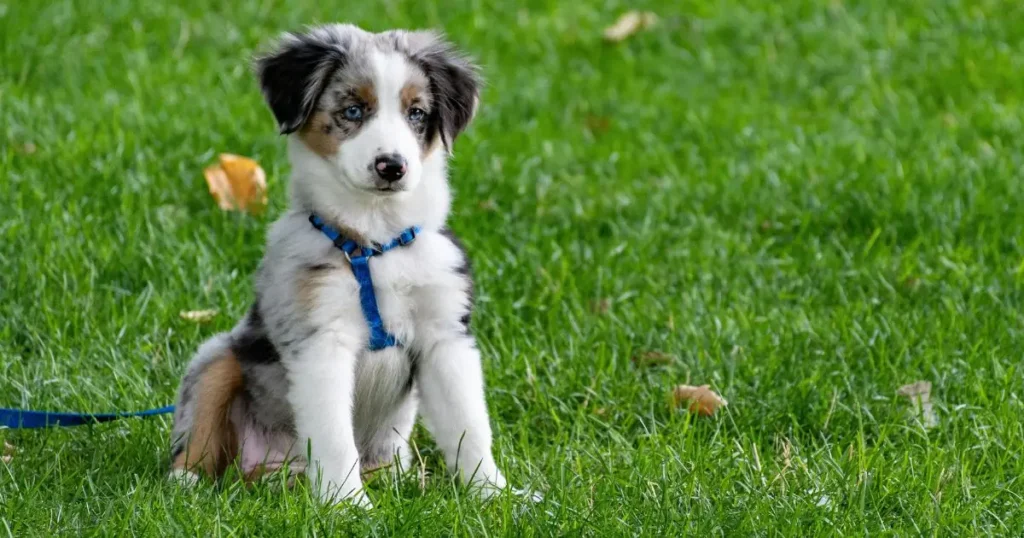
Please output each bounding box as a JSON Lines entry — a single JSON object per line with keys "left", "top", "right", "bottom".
{"left": 179, "top": 309, "right": 218, "bottom": 323}
{"left": 584, "top": 115, "right": 611, "bottom": 135}
{"left": 204, "top": 153, "right": 267, "bottom": 214}
{"left": 632, "top": 350, "right": 674, "bottom": 367}
{"left": 603, "top": 11, "right": 658, "bottom": 42}
{"left": 589, "top": 298, "right": 610, "bottom": 314}
{"left": 897, "top": 380, "right": 938, "bottom": 429}
{"left": 672, "top": 384, "right": 728, "bottom": 416}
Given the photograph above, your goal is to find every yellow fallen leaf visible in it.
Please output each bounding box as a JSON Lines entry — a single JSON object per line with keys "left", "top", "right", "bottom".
{"left": 477, "top": 198, "right": 498, "bottom": 212}
{"left": 603, "top": 11, "right": 658, "bottom": 42}
{"left": 632, "top": 350, "right": 674, "bottom": 367}
{"left": 204, "top": 153, "right": 267, "bottom": 214}
{"left": 672, "top": 384, "right": 728, "bottom": 416}
{"left": 897, "top": 380, "right": 938, "bottom": 429}
{"left": 179, "top": 309, "right": 219, "bottom": 323}
{"left": 590, "top": 298, "right": 610, "bottom": 314}
{"left": 896, "top": 380, "right": 930, "bottom": 398}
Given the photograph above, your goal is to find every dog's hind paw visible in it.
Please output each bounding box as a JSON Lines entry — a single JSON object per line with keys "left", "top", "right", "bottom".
{"left": 168, "top": 468, "right": 200, "bottom": 487}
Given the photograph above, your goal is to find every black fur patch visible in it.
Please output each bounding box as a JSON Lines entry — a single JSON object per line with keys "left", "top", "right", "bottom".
{"left": 231, "top": 303, "right": 281, "bottom": 364}
{"left": 404, "top": 346, "right": 421, "bottom": 394}
{"left": 256, "top": 32, "right": 351, "bottom": 134}
{"left": 306, "top": 263, "right": 334, "bottom": 272}
{"left": 440, "top": 227, "right": 474, "bottom": 330}
{"left": 408, "top": 36, "right": 482, "bottom": 151}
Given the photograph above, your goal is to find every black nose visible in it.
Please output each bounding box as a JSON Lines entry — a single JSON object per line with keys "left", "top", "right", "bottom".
{"left": 374, "top": 155, "right": 407, "bottom": 182}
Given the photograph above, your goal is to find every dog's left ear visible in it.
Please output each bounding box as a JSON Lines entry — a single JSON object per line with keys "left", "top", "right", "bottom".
{"left": 408, "top": 32, "right": 482, "bottom": 151}
{"left": 255, "top": 29, "right": 350, "bottom": 134}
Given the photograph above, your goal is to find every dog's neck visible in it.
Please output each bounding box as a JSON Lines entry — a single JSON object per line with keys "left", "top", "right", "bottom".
{"left": 286, "top": 138, "right": 452, "bottom": 245}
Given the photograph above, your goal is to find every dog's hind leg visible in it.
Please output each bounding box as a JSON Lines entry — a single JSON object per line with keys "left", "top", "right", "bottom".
{"left": 169, "top": 334, "right": 243, "bottom": 483}
{"left": 360, "top": 391, "right": 417, "bottom": 478}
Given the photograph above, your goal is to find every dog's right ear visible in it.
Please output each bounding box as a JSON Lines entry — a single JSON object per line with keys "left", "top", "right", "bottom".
{"left": 255, "top": 30, "right": 348, "bottom": 134}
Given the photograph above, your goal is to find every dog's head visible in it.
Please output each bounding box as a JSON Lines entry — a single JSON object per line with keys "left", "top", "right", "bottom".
{"left": 256, "top": 25, "right": 481, "bottom": 196}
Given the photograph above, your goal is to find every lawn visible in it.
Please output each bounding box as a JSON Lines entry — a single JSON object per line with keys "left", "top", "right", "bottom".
{"left": 2, "top": 0, "right": 1024, "bottom": 535}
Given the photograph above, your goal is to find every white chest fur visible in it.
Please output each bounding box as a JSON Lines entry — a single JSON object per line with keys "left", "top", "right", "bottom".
{"left": 259, "top": 212, "right": 472, "bottom": 355}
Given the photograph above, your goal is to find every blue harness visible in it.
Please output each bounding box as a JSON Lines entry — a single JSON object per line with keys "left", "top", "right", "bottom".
{"left": 308, "top": 214, "right": 419, "bottom": 351}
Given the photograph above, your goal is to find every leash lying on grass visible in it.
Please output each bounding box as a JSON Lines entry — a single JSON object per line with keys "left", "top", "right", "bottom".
{"left": 0, "top": 405, "right": 174, "bottom": 429}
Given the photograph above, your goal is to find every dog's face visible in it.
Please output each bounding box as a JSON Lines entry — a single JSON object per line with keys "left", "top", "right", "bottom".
{"left": 257, "top": 25, "right": 480, "bottom": 195}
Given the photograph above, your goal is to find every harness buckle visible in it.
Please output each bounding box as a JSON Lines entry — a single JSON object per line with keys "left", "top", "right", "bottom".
{"left": 345, "top": 247, "right": 377, "bottom": 263}
{"left": 398, "top": 230, "right": 416, "bottom": 246}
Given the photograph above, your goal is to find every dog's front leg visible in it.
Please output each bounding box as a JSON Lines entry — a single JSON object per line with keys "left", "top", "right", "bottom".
{"left": 285, "top": 335, "right": 369, "bottom": 507}
{"left": 416, "top": 335, "right": 507, "bottom": 495}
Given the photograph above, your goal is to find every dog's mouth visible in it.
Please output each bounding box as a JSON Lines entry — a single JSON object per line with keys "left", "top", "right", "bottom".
{"left": 370, "top": 184, "right": 405, "bottom": 194}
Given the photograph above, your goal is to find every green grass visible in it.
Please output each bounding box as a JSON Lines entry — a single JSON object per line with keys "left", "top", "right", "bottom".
{"left": 2, "top": 0, "right": 1024, "bottom": 535}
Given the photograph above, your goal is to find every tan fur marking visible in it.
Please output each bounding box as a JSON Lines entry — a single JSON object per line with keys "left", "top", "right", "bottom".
{"left": 401, "top": 81, "right": 426, "bottom": 111}
{"left": 298, "top": 260, "right": 354, "bottom": 313}
{"left": 422, "top": 134, "right": 444, "bottom": 160}
{"left": 355, "top": 83, "right": 377, "bottom": 109}
{"left": 297, "top": 268, "right": 328, "bottom": 313}
{"left": 299, "top": 111, "right": 341, "bottom": 157}
{"left": 170, "top": 352, "right": 243, "bottom": 478}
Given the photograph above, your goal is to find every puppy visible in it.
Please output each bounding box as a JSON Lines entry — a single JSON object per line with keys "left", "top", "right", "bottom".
{"left": 169, "top": 24, "right": 516, "bottom": 507}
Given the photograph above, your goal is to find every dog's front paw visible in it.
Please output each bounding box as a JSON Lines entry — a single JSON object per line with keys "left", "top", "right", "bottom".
{"left": 464, "top": 468, "right": 506, "bottom": 498}
{"left": 466, "top": 471, "right": 541, "bottom": 503}
{"left": 473, "top": 482, "right": 543, "bottom": 504}
{"left": 316, "top": 478, "right": 373, "bottom": 509}
{"left": 512, "top": 487, "right": 544, "bottom": 503}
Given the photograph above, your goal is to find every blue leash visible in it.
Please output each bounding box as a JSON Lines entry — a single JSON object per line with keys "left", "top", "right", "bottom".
{"left": 0, "top": 405, "right": 175, "bottom": 429}
{"left": 308, "top": 214, "right": 419, "bottom": 351}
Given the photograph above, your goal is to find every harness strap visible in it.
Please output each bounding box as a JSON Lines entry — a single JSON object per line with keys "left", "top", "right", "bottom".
{"left": 309, "top": 214, "right": 420, "bottom": 351}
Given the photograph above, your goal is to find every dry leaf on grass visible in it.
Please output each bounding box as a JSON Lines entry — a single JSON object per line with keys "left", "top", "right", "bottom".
{"left": 204, "top": 153, "right": 267, "bottom": 214}
{"left": 897, "top": 380, "right": 939, "bottom": 429}
{"left": 584, "top": 115, "right": 611, "bottom": 135}
{"left": 632, "top": 350, "right": 674, "bottom": 367}
{"left": 603, "top": 11, "right": 659, "bottom": 42}
{"left": 590, "top": 298, "right": 610, "bottom": 314}
{"left": 179, "top": 309, "right": 219, "bottom": 323}
{"left": 2, "top": 441, "right": 14, "bottom": 464}
{"left": 672, "top": 384, "right": 728, "bottom": 416}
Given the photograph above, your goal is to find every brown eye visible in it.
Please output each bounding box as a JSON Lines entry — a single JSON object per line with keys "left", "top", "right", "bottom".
{"left": 407, "top": 107, "right": 426, "bottom": 123}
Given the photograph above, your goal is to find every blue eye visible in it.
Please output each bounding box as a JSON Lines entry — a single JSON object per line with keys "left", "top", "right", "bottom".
{"left": 343, "top": 105, "right": 364, "bottom": 121}
{"left": 408, "top": 107, "right": 426, "bottom": 123}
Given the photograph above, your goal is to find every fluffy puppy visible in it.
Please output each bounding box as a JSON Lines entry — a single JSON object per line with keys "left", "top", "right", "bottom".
{"left": 169, "top": 24, "right": 517, "bottom": 507}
